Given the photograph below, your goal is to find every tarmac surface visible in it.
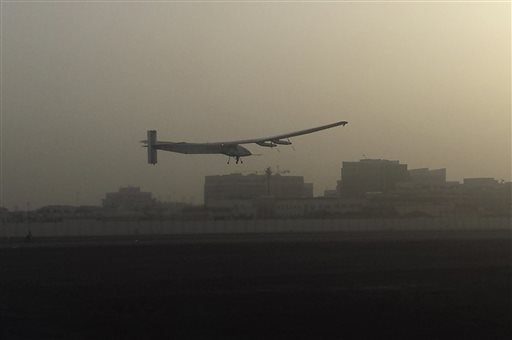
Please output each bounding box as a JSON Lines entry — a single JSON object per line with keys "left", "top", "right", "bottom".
{"left": 1, "top": 230, "right": 511, "bottom": 339}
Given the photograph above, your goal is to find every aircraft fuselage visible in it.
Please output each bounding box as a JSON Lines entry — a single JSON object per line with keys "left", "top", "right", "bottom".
{"left": 156, "top": 142, "right": 252, "bottom": 157}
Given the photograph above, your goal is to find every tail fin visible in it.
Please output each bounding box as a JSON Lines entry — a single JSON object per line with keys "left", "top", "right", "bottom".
{"left": 147, "top": 130, "right": 157, "bottom": 164}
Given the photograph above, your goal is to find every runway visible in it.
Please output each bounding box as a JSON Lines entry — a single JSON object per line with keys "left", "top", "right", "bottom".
{"left": 1, "top": 231, "right": 510, "bottom": 339}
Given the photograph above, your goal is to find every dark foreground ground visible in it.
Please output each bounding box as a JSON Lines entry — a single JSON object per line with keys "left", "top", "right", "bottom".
{"left": 1, "top": 231, "right": 511, "bottom": 339}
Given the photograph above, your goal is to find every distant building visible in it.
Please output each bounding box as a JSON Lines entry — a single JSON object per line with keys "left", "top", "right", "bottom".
{"left": 158, "top": 201, "right": 189, "bottom": 217}
{"left": 409, "top": 168, "right": 446, "bottom": 185}
{"left": 204, "top": 173, "right": 312, "bottom": 206}
{"left": 463, "top": 178, "right": 499, "bottom": 188}
{"left": 74, "top": 205, "right": 103, "bottom": 219}
{"left": 460, "top": 178, "right": 510, "bottom": 216}
{"left": 207, "top": 199, "right": 258, "bottom": 219}
{"left": 445, "top": 181, "right": 461, "bottom": 188}
{"left": 37, "top": 205, "right": 77, "bottom": 221}
{"left": 0, "top": 207, "right": 10, "bottom": 222}
{"left": 323, "top": 189, "right": 339, "bottom": 198}
{"left": 340, "top": 159, "right": 409, "bottom": 197}
{"left": 303, "top": 183, "right": 314, "bottom": 198}
{"left": 102, "top": 186, "right": 156, "bottom": 212}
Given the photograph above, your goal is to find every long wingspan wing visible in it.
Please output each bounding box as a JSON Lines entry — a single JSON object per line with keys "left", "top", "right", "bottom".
{"left": 216, "top": 121, "right": 348, "bottom": 145}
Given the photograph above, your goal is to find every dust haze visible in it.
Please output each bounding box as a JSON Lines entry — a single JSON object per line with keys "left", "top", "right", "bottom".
{"left": 2, "top": 2, "right": 510, "bottom": 209}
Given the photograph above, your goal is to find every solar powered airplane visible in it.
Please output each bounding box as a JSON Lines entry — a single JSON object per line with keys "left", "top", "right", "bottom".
{"left": 142, "top": 120, "right": 348, "bottom": 164}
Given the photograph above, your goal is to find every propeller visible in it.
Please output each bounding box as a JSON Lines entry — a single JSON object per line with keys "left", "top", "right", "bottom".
{"left": 289, "top": 138, "right": 295, "bottom": 151}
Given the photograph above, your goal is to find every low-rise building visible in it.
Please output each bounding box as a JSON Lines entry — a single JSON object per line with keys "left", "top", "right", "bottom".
{"left": 0, "top": 207, "right": 10, "bottom": 222}
{"left": 102, "top": 186, "right": 156, "bottom": 212}
{"left": 74, "top": 205, "right": 103, "bottom": 219}
{"left": 340, "top": 159, "right": 409, "bottom": 197}
{"left": 409, "top": 168, "right": 446, "bottom": 185}
{"left": 207, "top": 199, "right": 258, "bottom": 219}
{"left": 37, "top": 205, "right": 77, "bottom": 221}
{"left": 204, "top": 173, "right": 313, "bottom": 206}
{"left": 463, "top": 177, "right": 499, "bottom": 188}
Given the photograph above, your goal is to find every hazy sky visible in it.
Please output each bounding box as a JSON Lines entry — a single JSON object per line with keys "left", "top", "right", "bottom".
{"left": 2, "top": 1, "right": 510, "bottom": 209}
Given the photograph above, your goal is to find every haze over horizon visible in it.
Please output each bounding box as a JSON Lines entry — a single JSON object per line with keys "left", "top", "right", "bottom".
{"left": 1, "top": 2, "right": 510, "bottom": 209}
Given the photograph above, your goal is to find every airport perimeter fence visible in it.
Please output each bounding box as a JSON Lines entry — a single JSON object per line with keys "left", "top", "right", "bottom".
{"left": 0, "top": 216, "right": 511, "bottom": 238}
